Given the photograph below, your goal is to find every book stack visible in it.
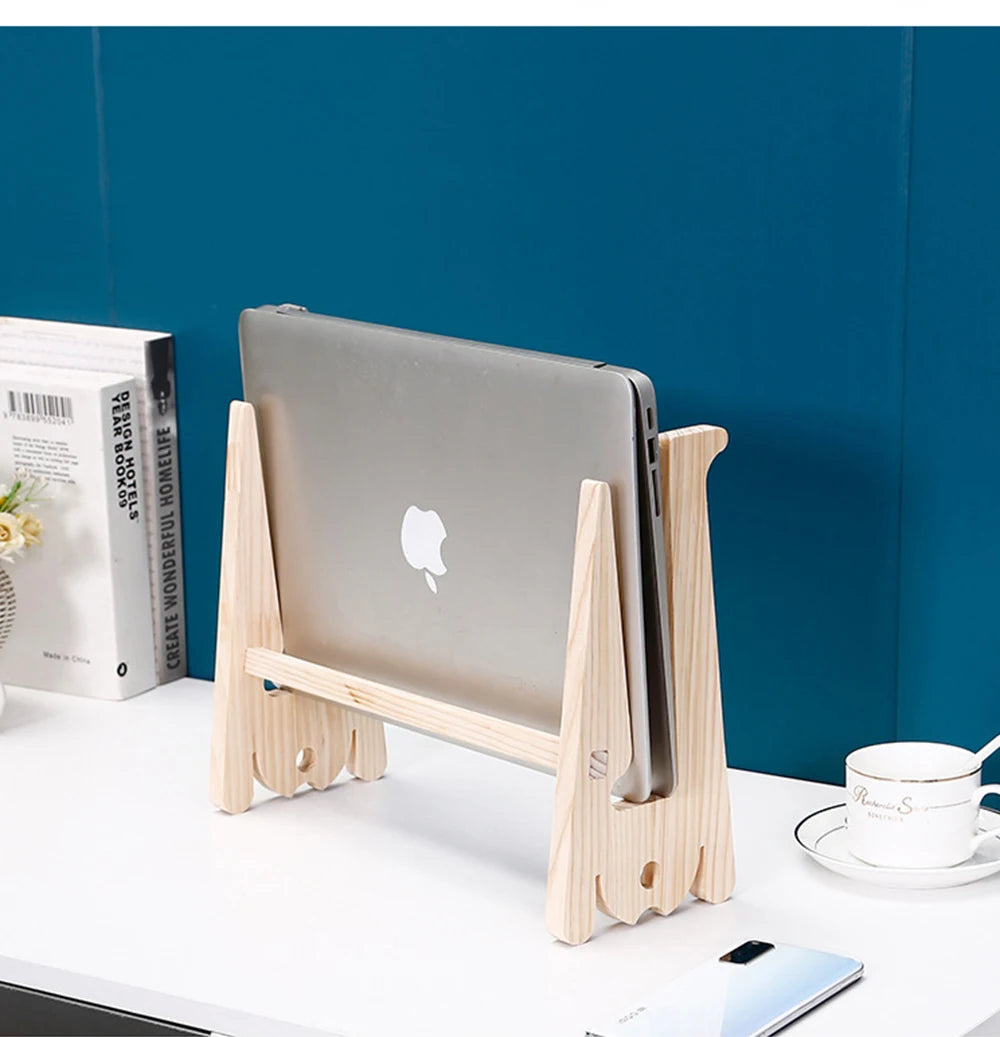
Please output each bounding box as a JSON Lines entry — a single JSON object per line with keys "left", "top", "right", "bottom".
{"left": 0, "top": 317, "right": 187, "bottom": 699}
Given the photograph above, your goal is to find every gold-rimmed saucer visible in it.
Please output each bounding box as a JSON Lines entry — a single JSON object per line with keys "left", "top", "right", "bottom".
{"left": 795, "top": 804, "right": 1000, "bottom": 889}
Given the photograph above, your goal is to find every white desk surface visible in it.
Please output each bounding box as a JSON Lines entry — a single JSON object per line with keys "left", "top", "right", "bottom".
{"left": 0, "top": 678, "right": 997, "bottom": 1037}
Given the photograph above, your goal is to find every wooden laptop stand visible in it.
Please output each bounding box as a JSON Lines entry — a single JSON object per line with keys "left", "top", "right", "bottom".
{"left": 211, "top": 401, "right": 735, "bottom": 944}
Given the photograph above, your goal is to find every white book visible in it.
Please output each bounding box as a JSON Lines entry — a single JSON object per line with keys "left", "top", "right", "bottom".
{"left": 0, "top": 364, "right": 157, "bottom": 699}
{"left": 0, "top": 316, "right": 186, "bottom": 683}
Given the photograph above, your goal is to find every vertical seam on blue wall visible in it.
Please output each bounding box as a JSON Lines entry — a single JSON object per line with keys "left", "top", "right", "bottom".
{"left": 894, "top": 28, "right": 917, "bottom": 742}
{"left": 90, "top": 27, "right": 118, "bottom": 325}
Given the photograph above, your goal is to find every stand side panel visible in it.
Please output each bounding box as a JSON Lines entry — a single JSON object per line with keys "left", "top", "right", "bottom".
{"left": 660, "top": 425, "right": 736, "bottom": 904}
{"left": 546, "top": 480, "right": 631, "bottom": 945}
{"left": 210, "top": 402, "right": 284, "bottom": 812}
{"left": 211, "top": 402, "right": 387, "bottom": 812}
{"left": 547, "top": 426, "right": 735, "bottom": 943}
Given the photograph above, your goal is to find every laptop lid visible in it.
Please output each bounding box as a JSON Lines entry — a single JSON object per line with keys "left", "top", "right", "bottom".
{"left": 239, "top": 305, "right": 655, "bottom": 800}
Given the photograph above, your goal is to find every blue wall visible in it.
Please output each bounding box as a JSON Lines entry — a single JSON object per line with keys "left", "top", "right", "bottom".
{"left": 898, "top": 31, "right": 1000, "bottom": 774}
{"left": 1, "top": 28, "right": 996, "bottom": 783}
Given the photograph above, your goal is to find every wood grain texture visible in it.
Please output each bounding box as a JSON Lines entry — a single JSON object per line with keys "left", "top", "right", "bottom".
{"left": 245, "top": 647, "right": 560, "bottom": 770}
{"left": 210, "top": 402, "right": 387, "bottom": 814}
{"left": 545, "top": 426, "right": 735, "bottom": 944}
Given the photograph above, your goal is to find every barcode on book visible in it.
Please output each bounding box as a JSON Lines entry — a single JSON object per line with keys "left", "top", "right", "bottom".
{"left": 5, "top": 391, "right": 74, "bottom": 424}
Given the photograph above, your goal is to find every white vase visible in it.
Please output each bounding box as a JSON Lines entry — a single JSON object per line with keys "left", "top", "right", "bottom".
{"left": 0, "top": 566, "right": 15, "bottom": 721}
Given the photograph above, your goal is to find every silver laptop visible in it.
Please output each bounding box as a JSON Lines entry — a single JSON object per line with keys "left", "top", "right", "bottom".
{"left": 240, "top": 305, "right": 675, "bottom": 801}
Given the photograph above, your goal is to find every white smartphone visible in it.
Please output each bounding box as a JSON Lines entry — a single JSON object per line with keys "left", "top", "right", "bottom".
{"left": 587, "top": 941, "right": 863, "bottom": 1037}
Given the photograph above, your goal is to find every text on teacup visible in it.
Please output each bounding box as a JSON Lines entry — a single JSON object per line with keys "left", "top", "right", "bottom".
{"left": 851, "top": 786, "right": 968, "bottom": 816}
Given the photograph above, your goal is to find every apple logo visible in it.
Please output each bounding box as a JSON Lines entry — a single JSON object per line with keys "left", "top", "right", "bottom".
{"left": 400, "top": 505, "right": 448, "bottom": 593}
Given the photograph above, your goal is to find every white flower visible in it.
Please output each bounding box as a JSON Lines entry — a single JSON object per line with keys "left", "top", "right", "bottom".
{"left": 0, "top": 513, "right": 26, "bottom": 563}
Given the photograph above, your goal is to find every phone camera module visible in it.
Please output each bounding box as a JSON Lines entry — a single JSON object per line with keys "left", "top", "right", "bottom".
{"left": 721, "top": 941, "right": 776, "bottom": 965}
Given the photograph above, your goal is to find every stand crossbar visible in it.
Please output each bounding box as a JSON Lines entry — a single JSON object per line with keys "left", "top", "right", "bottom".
{"left": 244, "top": 646, "right": 561, "bottom": 771}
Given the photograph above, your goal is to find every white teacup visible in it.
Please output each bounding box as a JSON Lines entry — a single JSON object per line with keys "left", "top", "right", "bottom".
{"left": 845, "top": 741, "right": 1000, "bottom": 869}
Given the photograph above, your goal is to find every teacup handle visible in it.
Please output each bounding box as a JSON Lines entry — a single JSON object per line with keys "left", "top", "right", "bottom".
{"left": 971, "top": 784, "right": 1000, "bottom": 852}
